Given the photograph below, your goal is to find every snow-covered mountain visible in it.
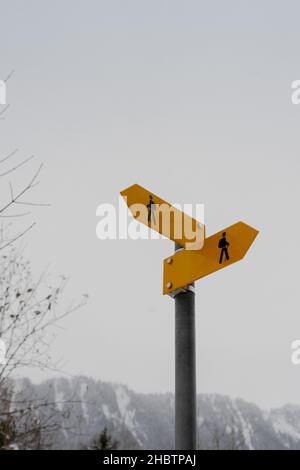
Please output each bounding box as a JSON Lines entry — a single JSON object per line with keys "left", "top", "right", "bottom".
{"left": 13, "top": 376, "right": 300, "bottom": 450}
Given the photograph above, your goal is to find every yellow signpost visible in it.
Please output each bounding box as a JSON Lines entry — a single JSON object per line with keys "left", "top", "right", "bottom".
{"left": 163, "top": 221, "right": 259, "bottom": 294}
{"left": 121, "top": 184, "right": 205, "bottom": 250}
{"left": 121, "top": 183, "right": 259, "bottom": 450}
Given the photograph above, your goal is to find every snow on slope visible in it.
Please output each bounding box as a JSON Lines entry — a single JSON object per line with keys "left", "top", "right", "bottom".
{"left": 12, "top": 377, "right": 300, "bottom": 450}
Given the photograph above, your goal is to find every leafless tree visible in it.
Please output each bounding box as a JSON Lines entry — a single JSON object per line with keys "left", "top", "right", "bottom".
{"left": 0, "top": 73, "right": 88, "bottom": 448}
{"left": 0, "top": 380, "right": 85, "bottom": 449}
{"left": 0, "top": 150, "right": 49, "bottom": 251}
{"left": 0, "top": 238, "right": 88, "bottom": 449}
{"left": 0, "top": 71, "right": 49, "bottom": 251}
{"left": 0, "top": 245, "right": 88, "bottom": 382}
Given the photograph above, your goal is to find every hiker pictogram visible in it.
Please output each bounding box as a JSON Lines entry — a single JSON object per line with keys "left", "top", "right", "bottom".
{"left": 218, "top": 232, "right": 230, "bottom": 264}
{"left": 147, "top": 195, "right": 157, "bottom": 226}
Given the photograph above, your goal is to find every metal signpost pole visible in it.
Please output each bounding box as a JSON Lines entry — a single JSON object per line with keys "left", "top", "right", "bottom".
{"left": 174, "top": 244, "right": 197, "bottom": 450}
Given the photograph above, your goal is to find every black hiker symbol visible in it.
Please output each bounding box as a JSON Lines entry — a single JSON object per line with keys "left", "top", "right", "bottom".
{"left": 218, "top": 232, "right": 230, "bottom": 264}
{"left": 147, "top": 195, "right": 156, "bottom": 226}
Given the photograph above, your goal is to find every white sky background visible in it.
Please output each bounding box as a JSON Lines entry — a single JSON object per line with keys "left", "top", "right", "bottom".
{"left": 0, "top": 0, "right": 300, "bottom": 409}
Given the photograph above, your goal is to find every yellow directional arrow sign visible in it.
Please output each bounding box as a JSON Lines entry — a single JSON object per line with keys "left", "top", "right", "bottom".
{"left": 163, "top": 221, "right": 259, "bottom": 294}
{"left": 121, "top": 184, "right": 205, "bottom": 250}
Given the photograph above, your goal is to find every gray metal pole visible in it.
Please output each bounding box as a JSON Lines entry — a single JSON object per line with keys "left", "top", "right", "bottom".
{"left": 174, "top": 243, "right": 197, "bottom": 450}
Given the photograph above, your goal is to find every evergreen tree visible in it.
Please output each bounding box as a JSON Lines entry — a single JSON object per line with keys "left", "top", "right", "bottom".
{"left": 90, "top": 428, "right": 119, "bottom": 450}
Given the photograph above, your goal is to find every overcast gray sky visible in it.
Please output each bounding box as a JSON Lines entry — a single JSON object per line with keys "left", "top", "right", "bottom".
{"left": 1, "top": 0, "right": 300, "bottom": 409}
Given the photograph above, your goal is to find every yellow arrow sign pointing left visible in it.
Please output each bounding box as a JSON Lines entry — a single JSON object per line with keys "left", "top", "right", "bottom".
{"left": 121, "top": 184, "right": 205, "bottom": 250}
{"left": 163, "top": 221, "right": 259, "bottom": 294}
